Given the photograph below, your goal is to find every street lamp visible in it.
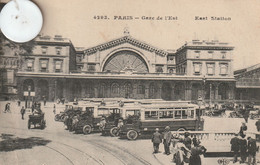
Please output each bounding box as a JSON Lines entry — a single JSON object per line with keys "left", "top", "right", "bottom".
{"left": 28, "top": 85, "right": 31, "bottom": 108}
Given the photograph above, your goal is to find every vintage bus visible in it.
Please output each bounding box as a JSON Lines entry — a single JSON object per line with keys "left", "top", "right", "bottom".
{"left": 119, "top": 103, "right": 204, "bottom": 140}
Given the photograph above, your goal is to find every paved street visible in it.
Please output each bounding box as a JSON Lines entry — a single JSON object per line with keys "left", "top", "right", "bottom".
{"left": 0, "top": 101, "right": 259, "bottom": 165}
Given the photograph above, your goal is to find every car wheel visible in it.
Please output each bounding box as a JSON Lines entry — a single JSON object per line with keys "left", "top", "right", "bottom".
{"left": 126, "top": 130, "right": 138, "bottom": 140}
{"left": 110, "top": 127, "right": 119, "bottom": 137}
{"left": 83, "top": 125, "right": 92, "bottom": 134}
{"left": 54, "top": 115, "right": 60, "bottom": 121}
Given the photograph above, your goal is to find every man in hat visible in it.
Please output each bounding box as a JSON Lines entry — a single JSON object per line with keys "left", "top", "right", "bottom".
{"left": 255, "top": 119, "right": 260, "bottom": 132}
{"left": 239, "top": 134, "right": 247, "bottom": 163}
{"left": 151, "top": 128, "right": 162, "bottom": 154}
{"left": 247, "top": 136, "right": 258, "bottom": 165}
{"left": 239, "top": 122, "right": 247, "bottom": 137}
{"left": 230, "top": 133, "right": 240, "bottom": 163}
{"left": 184, "top": 132, "right": 192, "bottom": 150}
{"left": 162, "top": 126, "right": 172, "bottom": 155}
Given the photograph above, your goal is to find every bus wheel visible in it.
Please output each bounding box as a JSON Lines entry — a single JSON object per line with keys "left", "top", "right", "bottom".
{"left": 83, "top": 125, "right": 92, "bottom": 134}
{"left": 110, "top": 127, "right": 119, "bottom": 137}
{"left": 177, "top": 128, "right": 186, "bottom": 132}
{"left": 127, "top": 130, "right": 138, "bottom": 140}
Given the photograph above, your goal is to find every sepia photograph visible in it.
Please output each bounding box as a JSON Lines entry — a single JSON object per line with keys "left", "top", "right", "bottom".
{"left": 0, "top": 0, "right": 260, "bottom": 164}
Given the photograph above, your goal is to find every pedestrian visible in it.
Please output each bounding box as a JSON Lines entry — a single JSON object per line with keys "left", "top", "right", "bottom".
{"left": 53, "top": 104, "right": 56, "bottom": 114}
{"left": 239, "top": 134, "right": 247, "bottom": 164}
{"left": 173, "top": 138, "right": 190, "bottom": 165}
{"left": 20, "top": 106, "right": 25, "bottom": 120}
{"left": 31, "top": 102, "right": 35, "bottom": 113}
{"left": 192, "top": 135, "right": 198, "bottom": 147}
{"left": 184, "top": 132, "right": 192, "bottom": 150}
{"left": 43, "top": 96, "right": 46, "bottom": 106}
{"left": 247, "top": 136, "right": 258, "bottom": 165}
{"left": 239, "top": 122, "right": 247, "bottom": 137}
{"left": 230, "top": 133, "right": 240, "bottom": 163}
{"left": 243, "top": 108, "right": 250, "bottom": 123}
{"left": 189, "top": 139, "right": 207, "bottom": 165}
{"left": 162, "top": 126, "right": 172, "bottom": 155}
{"left": 255, "top": 119, "right": 260, "bottom": 132}
{"left": 151, "top": 128, "right": 162, "bottom": 154}
{"left": 4, "top": 103, "right": 10, "bottom": 113}
{"left": 17, "top": 100, "right": 21, "bottom": 106}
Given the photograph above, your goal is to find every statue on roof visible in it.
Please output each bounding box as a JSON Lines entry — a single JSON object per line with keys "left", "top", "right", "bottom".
{"left": 123, "top": 26, "right": 130, "bottom": 36}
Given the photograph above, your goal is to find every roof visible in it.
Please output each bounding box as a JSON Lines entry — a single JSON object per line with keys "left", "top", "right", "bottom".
{"left": 234, "top": 63, "right": 260, "bottom": 75}
{"left": 84, "top": 35, "right": 168, "bottom": 56}
{"left": 176, "top": 40, "right": 234, "bottom": 53}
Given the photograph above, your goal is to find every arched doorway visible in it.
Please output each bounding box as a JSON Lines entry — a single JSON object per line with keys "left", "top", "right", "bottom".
{"left": 149, "top": 83, "right": 156, "bottom": 99}
{"left": 111, "top": 83, "right": 120, "bottom": 98}
{"left": 124, "top": 82, "right": 132, "bottom": 98}
{"left": 161, "top": 82, "right": 171, "bottom": 100}
{"left": 191, "top": 83, "right": 202, "bottom": 101}
{"left": 37, "top": 79, "right": 48, "bottom": 100}
{"left": 23, "top": 79, "right": 35, "bottom": 92}
{"left": 85, "top": 81, "right": 95, "bottom": 98}
{"left": 56, "top": 80, "right": 64, "bottom": 99}
{"left": 99, "top": 83, "right": 106, "bottom": 98}
{"left": 174, "top": 83, "right": 185, "bottom": 100}
{"left": 72, "top": 81, "right": 82, "bottom": 99}
{"left": 218, "top": 83, "right": 229, "bottom": 100}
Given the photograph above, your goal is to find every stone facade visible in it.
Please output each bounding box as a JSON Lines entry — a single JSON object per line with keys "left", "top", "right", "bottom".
{"left": 16, "top": 34, "right": 236, "bottom": 102}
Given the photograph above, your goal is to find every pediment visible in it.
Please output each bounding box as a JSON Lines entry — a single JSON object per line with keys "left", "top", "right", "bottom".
{"left": 84, "top": 36, "right": 168, "bottom": 57}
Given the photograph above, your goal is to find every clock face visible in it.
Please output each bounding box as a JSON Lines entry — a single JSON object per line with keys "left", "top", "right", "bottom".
{"left": 103, "top": 50, "right": 148, "bottom": 73}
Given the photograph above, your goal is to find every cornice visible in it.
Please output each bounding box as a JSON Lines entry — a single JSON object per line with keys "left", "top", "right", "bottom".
{"left": 84, "top": 36, "right": 168, "bottom": 57}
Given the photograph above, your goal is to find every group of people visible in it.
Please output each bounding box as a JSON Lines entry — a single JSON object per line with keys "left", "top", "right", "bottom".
{"left": 230, "top": 133, "right": 258, "bottom": 164}
{"left": 230, "top": 122, "right": 259, "bottom": 164}
{"left": 151, "top": 126, "right": 207, "bottom": 165}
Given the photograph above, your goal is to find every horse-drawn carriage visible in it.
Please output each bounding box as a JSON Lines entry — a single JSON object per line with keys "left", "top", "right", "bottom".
{"left": 28, "top": 113, "right": 46, "bottom": 129}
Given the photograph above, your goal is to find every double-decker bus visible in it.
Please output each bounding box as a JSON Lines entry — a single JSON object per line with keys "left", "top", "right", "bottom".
{"left": 119, "top": 103, "right": 204, "bottom": 140}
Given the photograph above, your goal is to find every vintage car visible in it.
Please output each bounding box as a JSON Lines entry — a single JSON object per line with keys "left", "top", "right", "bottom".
{"left": 101, "top": 104, "right": 141, "bottom": 136}
{"left": 28, "top": 112, "right": 46, "bottom": 129}
{"left": 119, "top": 103, "right": 204, "bottom": 140}
{"left": 73, "top": 103, "right": 121, "bottom": 134}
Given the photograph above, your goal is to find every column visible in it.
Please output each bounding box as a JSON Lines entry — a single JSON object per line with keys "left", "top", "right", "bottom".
{"left": 48, "top": 78, "right": 55, "bottom": 101}
{"left": 49, "top": 58, "right": 54, "bottom": 73}
{"left": 144, "top": 83, "right": 149, "bottom": 99}
{"left": 34, "top": 57, "right": 39, "bottom": 72}
{"left": 185, "top": 81, "right": 192, "bottom": 100}
{"left": 171, "top": 82, "right": 175, "bottom": 100}
{"left": 215, "top": 83, "right": 219, "bottom": 100}
{"left": 156, "top": 82, "right": 162, "bottom": 99}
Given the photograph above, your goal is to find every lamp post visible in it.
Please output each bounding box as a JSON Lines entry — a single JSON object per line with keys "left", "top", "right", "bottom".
{"left": 202, "top": 76, "right": 206, "bottom": 100}
{"left": 28, "top": 85, "right": 31, "bottom": 108}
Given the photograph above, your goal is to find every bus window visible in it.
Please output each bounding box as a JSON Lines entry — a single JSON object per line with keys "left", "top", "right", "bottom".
{"left": 187, "top": 110, "right": 195, "bottom": 119}
{"left": 159, "top": 111, "right": 173, "bottom": 119}
{"left": 145, "top": 111, "right": 158, "bottom": 120}
{"left": 182, "top": 110, "right": 188, "bottom": 119}
{"left": 126, "top": 110, "right": 140, "bottom": 116}
{"left": 174, "top": 110, "right": 182, "bottom": 119}
{"left": 98, "top": 108, "right": 110, "bottom": 116}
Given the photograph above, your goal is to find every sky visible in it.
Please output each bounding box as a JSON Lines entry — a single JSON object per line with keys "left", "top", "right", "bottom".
{"left": 1, "top": 0, "right": 260, "bottom": 70}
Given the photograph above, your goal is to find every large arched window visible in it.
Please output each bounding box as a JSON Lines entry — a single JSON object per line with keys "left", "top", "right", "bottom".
{"left": 103, "top": 50, "right": 148, "bottom": 73}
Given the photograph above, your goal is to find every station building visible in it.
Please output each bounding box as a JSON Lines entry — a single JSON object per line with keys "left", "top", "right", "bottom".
{"left": 234, "top": 63, "right": 260, "bottom": 102}
{"left": 15, "top": 33, "right": 235, "bottom": 102}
